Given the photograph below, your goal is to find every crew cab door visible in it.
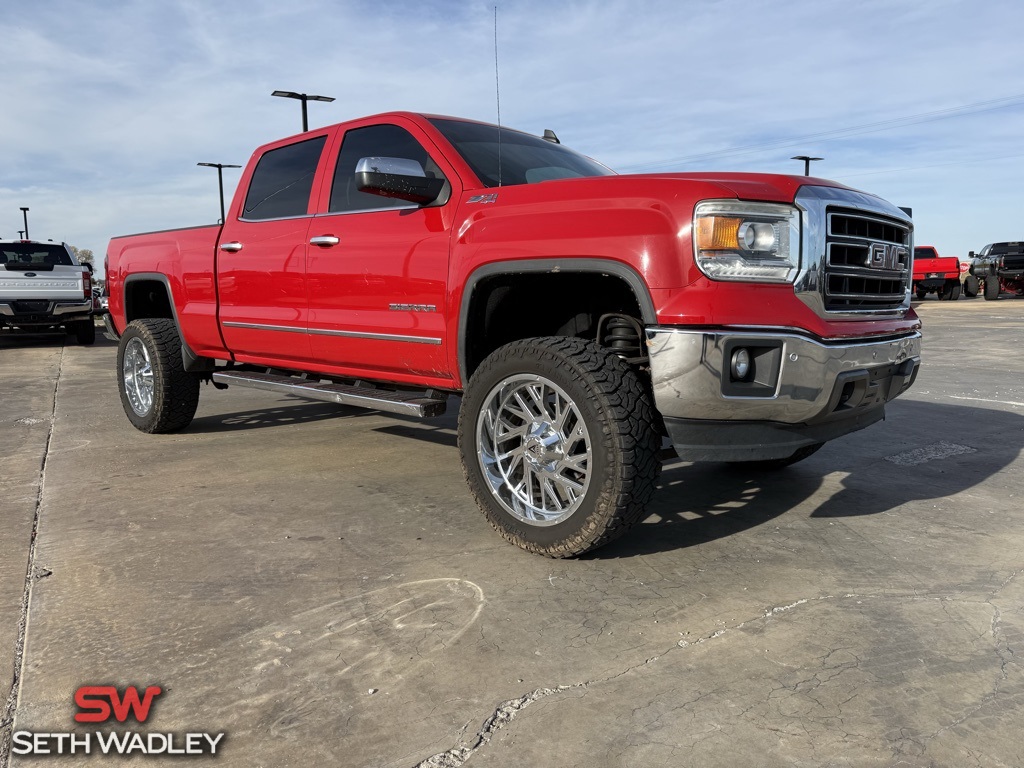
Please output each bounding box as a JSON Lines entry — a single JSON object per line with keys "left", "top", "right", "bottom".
{"left": 305, "top": 119, "right": 458, "bottom": 383}
{"left": 216, "top": 132, "right": 330, "bottom": 364}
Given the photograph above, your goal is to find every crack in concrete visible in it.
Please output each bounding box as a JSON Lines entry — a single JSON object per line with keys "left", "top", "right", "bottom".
{"left": 411, "top": 686, "right": 578, "bottom": 767}
{"left": 410, "top": 595, "right": 840, "bottom": 767}
{"left": 411, "top": 652, "right": 666, "bottom": 767}
{"left": 0, "top": 345, "right": 63, "bottom": 767}
{"left": 413, "top": 588, "right": 1020, "bottom": 768}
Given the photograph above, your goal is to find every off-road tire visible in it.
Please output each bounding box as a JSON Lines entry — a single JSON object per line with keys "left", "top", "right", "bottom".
{"left": 984, "top": 276, "right": 1000, "bottom": 301}
{"left": 458, "top": 336, "right": 661, "bottom": 558}
{"left": 117, "top": 318, "right": 200, "bottom": 433}
{"left": 730, "top": 442, "right": 824, "bottom": 470}
{"left": 964, "top": 275, "right": 980, "bottom": 298}
{"left": 74, "top": 318, "right": 96, "bottom": 345}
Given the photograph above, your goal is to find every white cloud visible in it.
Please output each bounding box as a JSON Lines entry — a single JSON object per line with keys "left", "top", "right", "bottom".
{"left": 2, "top": 0, "right": 1023, "bottom": 261}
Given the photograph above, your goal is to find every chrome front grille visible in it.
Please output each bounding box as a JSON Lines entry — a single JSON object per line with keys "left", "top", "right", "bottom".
{"left": 822, "top": 208, "right": 911, "bottom": 312}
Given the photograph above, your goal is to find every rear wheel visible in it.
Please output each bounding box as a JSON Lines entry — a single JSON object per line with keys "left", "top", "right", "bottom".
{"left": 458, "top": 337, "right": 660, "bottom": 557}
{"left": 117, "top": 318, "right": 200, "bottom": 433}
{"left": 984, "top": 275, "right": 1001, "bottom": 301}
{"left": 915, "top": 288, "right": 927, "bottom": 301}
{"left": 964, "top": 275, "right": 980, "bottom": 298}
{"left": 947, "top": 281, "right": 961, "bottom": 301}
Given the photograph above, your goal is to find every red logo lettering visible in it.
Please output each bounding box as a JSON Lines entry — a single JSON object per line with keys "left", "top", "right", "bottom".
{"left": 74, "top": 685, "right": 163, "bottom": 723}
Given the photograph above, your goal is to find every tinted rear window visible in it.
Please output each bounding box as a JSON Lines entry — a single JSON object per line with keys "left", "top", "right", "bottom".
{"left": 914, "top": 247, "right": 938, "bottom": 259}
{"left": 0, "top": 243, "right": 74, "bottom": 267}
{"left": 990, "top": 242, "right": 1024, "bottom": 255}
{"left": 243, "top": 136, "right": 327, "bottom": 220}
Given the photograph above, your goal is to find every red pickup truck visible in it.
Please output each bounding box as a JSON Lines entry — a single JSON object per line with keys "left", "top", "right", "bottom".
{"left": 911, "top": 245, "right": 961, "bottom": 300}
{"left": 105, "top": 112, "right": 921, "bottom": 557}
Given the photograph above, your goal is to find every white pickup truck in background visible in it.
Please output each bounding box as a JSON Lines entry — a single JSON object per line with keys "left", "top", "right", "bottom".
{"left": 0, "top": 240, "right": 95, "bottom": 344}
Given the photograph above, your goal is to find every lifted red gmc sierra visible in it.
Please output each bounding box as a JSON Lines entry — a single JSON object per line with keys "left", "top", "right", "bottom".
{"left": 105, "top": 112, "right": 921, "bottom": 557}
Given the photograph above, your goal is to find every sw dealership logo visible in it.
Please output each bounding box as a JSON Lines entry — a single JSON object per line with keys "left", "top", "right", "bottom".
{"left": 12, "top": 685, "right": 225, "bottom": 757}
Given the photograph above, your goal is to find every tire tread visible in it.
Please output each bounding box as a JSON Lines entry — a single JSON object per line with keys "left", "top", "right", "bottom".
{"left": 117, "top": 318, "right": 200, "bottom": 433}
{"left": 458, "top": 336, "right": 660, "bottom": 558}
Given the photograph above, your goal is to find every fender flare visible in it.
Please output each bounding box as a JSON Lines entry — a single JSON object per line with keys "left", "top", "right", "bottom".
{"left": 457, "top": 258, "right": 657, "bottom": 384}
{"left": 122, "top": 272, "right": 215, "bottom": 372}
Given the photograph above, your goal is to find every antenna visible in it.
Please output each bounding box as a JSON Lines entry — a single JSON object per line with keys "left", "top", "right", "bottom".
{"left": 494, "top": 5, "right": 502, "bottom": 186}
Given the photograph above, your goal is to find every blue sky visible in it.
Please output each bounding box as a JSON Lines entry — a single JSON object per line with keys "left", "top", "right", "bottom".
{"left": 3, "top": 0, "right": 1023, "bottom": 274}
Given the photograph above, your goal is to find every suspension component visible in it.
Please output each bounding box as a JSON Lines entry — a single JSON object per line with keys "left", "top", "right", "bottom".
{"left": 596, "top": 314, "right": 647, "bottom": 364}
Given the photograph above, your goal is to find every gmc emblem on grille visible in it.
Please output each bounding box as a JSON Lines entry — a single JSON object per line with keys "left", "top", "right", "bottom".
{"left": 868, "top": 243, "right": 905, "bottom": 271}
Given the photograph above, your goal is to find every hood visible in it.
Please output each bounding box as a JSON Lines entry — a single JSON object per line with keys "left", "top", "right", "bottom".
{"left": 620, "top": 172, "right": 855, "bottom": 204}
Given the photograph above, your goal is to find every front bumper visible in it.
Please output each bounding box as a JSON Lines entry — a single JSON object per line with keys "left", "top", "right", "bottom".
{"left": 647, "top": 327, "right": 921, "bottom": 461}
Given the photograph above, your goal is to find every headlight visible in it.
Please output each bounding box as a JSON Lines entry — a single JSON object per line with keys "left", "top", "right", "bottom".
{"left": 693, "top": 201, "right": 800, "bottom": 283}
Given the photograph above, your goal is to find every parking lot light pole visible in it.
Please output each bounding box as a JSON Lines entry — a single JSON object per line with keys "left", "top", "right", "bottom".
{"left": 791, "top": 155, "right": 823, "bottom": 176}
{"left": 20, "top": 207, "right": 29, "bottom": 239}
{"left": 271, "top": 90, "right": 335, "bottom": 132}
{"left": 197, "top": 163, "right": 242, "bottom": 224}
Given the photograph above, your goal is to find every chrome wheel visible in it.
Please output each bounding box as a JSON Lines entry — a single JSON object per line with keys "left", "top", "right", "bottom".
{"left": 476, "top": 374, "right": 592, "bottom": 526}
{"left": 122, "top": 337, "right": 154, "bottom": 416}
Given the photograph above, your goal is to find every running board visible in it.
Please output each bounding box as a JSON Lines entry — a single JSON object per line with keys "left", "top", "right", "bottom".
{"left": 211, "top": 370, "right": 448, "bottom": 418}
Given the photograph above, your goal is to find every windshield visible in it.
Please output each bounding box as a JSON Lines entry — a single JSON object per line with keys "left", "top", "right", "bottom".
{"left": 429, "top": 118, "right": 614, "bottom": 188}
{"left": 0, "top": 243, "right": 75, "bottom": 267}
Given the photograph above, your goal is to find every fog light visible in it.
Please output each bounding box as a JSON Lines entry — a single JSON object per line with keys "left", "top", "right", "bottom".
{"left": 731, "top": 348, "right": 751, "bottom": 380}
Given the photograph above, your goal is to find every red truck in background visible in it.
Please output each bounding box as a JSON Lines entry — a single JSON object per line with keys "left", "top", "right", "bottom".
{"left": 912, "top": 245, "right": 962, "bottom": 300}
{"left": 105, "top": 111, "right": 921, "bottom": 557}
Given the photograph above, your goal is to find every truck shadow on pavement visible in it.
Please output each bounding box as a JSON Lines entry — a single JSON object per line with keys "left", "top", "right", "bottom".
{"left": 0, "top": 330, "right": 116, "bottom": 349}
{"left": 592, "top": 399, "right": 1023, "bottom": 558}
{"left": 0, "top": 333, "right": 68, "bottom": 349}
{"left": 187, "top": 400, "right": 381, "bottom": 433}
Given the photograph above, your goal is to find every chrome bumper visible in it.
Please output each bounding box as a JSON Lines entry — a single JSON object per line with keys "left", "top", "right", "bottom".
{"left": 647, "top": 327, "right": 921, "bottom": 461}
{"left": 0, "top": 299, "right": 92, "bottom": 319}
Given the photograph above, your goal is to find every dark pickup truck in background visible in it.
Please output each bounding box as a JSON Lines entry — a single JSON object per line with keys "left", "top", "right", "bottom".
{"left": 968, "top": 242, "right": 1024, "bottom": 300}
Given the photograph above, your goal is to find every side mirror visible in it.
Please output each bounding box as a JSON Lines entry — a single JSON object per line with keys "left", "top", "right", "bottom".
{"left": 355, "top": 157, "right": 445, "bottom": 205}
{"left": 968, "top": 251, "right": 975, "bottom": 259}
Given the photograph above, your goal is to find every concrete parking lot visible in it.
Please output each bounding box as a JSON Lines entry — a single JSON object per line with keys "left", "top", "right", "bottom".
{"left": 2, "top": 298, "right": 1023, "bottom": 767}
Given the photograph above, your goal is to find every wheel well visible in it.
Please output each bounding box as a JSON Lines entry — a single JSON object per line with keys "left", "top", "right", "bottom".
{"left": 463, "top": 272, "right": 648, "bottom": 380}
{"left": 124, "top": 279, "right": 174, "bottom": 323}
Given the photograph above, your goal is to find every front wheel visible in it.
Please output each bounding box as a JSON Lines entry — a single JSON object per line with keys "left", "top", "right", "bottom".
{"left": 458, "top": 337, "right": 661, "bottom": 557}
{"left": 117, "top": 318, "right": 200, "bottom": 433}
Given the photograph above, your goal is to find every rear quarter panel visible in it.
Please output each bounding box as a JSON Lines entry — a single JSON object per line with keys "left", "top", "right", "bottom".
{"left": 107, "top": 225, "right": 223, "bottom": 354}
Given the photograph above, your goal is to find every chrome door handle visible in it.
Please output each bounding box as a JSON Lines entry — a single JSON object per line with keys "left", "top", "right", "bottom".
{"left": 310, "top": 236, "right": 340, "bottom": 247}
{"left": 219, "top": 242, "right": 243, "bottom": 253}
